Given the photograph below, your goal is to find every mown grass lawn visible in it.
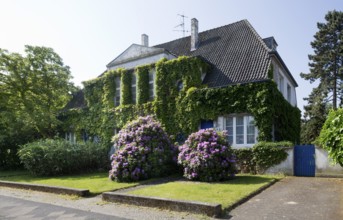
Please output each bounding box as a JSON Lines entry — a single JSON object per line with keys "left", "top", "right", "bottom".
{"left": 128, "top": 174, "right": 283, "bottom": 209}
{"left": 0, "top": 171, "right": 138, "bottom": 194}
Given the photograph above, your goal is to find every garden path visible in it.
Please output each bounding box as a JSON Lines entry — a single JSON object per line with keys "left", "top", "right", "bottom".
{"left": 228, "top": 177, "right": 343, "bottom": 220}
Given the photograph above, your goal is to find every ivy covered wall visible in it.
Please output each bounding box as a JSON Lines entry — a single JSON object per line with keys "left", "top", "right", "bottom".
{"left": 60, "top": 56, "right": 300, "bottom": 145}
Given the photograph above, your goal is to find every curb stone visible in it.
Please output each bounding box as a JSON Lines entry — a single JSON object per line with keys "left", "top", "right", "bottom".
{"left": 315, "top": 173, "right": 343, "bottom": 178}
{"left": 0, "top": 180, "right": 89, "bottom": 197}
{"left": 102, "top": 192, "right": 222, "bottom": 217}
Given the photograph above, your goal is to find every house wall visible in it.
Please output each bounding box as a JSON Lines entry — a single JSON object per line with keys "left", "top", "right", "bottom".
{"left": 272, "top": 59, "right": 297, "bottom": 107}
{"left": 315, "top": 146, "right": 343, "bottom": 174}
{"left": 108, "top": 53, "right": 175, "bottom": 70}
{"left": 265, "top": 147, "right": 294, "bottom": 175}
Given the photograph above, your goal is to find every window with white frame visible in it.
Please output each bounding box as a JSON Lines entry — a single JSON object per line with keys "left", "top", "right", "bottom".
{"left": 246, "top": 116, "right": 256, "bottom": 144}
{"left": 65, "top": 132, "right": 76, "bottom": 143}
{"left": 223, "top": 115, "right": 258, "bottom": 146}
{"left": 131, "top": 73, "right": 136, "bottom": 104}
{"left": 225, "top": 117, "right": 234, "bottom": 144}
{"left": 114, "top": 76, "right": 120, "bottom": 106}
{"left": 148, "top": 71, "right": 155, "bottom": 101}
{"left": 287, "top": 84, "right": 291, "bottom": 102}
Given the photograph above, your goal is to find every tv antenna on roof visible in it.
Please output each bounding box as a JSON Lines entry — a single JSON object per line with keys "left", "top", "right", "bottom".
{"left": 174, "top": 14, "right": 189, "bottom": 37}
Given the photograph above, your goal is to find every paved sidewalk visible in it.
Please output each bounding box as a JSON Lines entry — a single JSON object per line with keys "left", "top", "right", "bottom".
{"left": 0, "top": 186, "right": 203, "bottom": 220}
{"left": 0, "top": 195, "right": 127, "bottom": 220}
{"left": 228, "top": 177, "right": 343, "bottom": 220}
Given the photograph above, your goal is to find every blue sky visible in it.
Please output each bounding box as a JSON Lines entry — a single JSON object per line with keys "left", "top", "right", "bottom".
{"left": 0, "top": 0, "right": 342, "bottom": 113}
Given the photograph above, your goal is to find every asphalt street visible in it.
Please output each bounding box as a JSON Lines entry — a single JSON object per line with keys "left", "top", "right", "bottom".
{"left": 0, "top": 195, "right": 128, "bottom": 220}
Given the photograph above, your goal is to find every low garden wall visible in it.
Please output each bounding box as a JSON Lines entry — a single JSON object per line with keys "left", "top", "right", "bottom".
{"left": 265, "top": 147, "right": 294, "bottom": 175}
{"left": 315, "top": 146, "right": 343, "bottom": 175}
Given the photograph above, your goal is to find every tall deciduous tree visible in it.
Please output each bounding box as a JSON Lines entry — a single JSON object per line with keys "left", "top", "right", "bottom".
{"left": 301, "top": 10, "right": 343, "bottom": 110}
{"left": 0, "top": 45, "right": 75, "bottom": 137}
{"left": 0, "top": 46, "right": 75, "bottom": 168}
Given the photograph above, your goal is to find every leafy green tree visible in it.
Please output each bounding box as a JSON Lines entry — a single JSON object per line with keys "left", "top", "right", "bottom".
{"left": 318, "top": 108, "right": 343, "bottom": 167}
{"left": 0, "top": 45, "right": 75, "bottom": 137}
{"left": 0, "top": 45, "right": 75, "bottom": 169}
{"left": 301, "top": 10, "right": 343, "bottom": 110}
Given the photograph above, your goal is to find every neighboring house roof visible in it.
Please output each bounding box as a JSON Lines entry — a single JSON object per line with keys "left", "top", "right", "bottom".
{"left": 63, "top": 90, "right": 86, "bottom": 110}
{"left": 154, "top": 20, "right": 275, "bottom": 88}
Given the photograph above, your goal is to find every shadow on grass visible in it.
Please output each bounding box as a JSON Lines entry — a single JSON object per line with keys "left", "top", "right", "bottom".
{"left": 0, "top": 170, "right": 30, "bottom": 178}
{"left": 170, "top": 175, "right": 279, "bottom": 186}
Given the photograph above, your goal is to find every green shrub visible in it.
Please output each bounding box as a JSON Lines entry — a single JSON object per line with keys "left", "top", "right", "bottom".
{"left": 233, "top": 148, "right": 255, "bottom": 174}
{"left": 18, "top": 139, "right": 109, "bottom": 176}
{"left": 318, "top": 108, "right": 343, "bottom": 167}
{"left": 234, "top": 141, "right": 291, "bottom": 174}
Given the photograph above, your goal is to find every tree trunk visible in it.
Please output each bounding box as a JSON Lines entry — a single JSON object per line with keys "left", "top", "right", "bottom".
{"left": 333, "top": 76, "right": 337, "bottom": 110}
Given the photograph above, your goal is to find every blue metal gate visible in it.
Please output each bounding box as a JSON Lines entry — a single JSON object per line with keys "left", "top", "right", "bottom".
{"left": 294, "top": 145, "right": 315, "bottom": 177}
{"left": 200, "top": 120, "right": 213, "bottom": 129}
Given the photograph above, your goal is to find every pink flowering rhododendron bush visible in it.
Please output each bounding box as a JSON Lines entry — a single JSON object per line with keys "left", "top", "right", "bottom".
{"left": 178, "top": 128, "right": 236, "bottom": 182}
{"left": 109, "top": 116, "right": 178, "bottom": 182}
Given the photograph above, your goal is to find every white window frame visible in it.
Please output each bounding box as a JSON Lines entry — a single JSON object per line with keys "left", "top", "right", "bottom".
{"left": 132, "top": 73, "right": 136, "bottom": 104}
{"left": 65, "top": 132, "right": 76, "bottom": 143}
{"left": 278, "top": 72, "right": 284, "bottom": 95}
{"left": 287, "top": 84, "right": 291, "bottom": 103}
{"left": 148, "top": 70, "right": 155, "bottom": 101}
{"left": 220, "top": 114, "right": 258, "bottom": 148}
{"left": 114, "top": 76, "right": 121, "bottom": 107}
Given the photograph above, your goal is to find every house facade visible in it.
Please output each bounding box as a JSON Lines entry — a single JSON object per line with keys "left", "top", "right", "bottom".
{"left": 62, "top": 18, "right": 300, "bottom": 148}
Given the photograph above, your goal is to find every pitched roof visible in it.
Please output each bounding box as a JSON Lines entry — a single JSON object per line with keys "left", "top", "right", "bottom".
{"left": 154, "top": 20, "right": 273, "bottom": 87}
{"left": 106, "top": 44, "right": 167, "bottom": 68}
{"left": 62, "top": 90, "right": 86, "bottom": 110}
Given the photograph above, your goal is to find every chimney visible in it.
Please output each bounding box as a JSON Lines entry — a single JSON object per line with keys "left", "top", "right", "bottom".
{"left": 191, "top": 18, "right": 199, "bottom": 51}
{"left": 263, "top": 37, "right": 278, "bottom": 51}
{"left": 141, "top": 34, "right": 149, "bottom": 47}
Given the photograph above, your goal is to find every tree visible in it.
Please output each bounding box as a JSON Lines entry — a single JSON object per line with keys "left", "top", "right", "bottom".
{"left": 301, "top": 86, "right": 329, "bottom": 144}
{"left": 0, "top": 45, "right": 75, "bottom": 169}
{"left": 0, "top": 45, "right": 75, "bottom": 137}
{"left": 301, "top": 10, "right": 343, "bottom": 110}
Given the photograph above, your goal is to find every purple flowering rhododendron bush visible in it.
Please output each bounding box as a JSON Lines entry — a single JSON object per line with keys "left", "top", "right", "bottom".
{"left": 178, "top": 128, "right": 236, "bottom": 182}
{"left": 109, "top": 116, "right": 178, "bottom": 182}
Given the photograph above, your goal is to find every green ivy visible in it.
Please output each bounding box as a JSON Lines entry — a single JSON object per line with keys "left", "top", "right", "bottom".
{"left": 268, "top": 64, "right": 274, "bottom": 80}
{"left": 61, "top": 56, "right": 300, "bottom": 146}
{"left": 120, "top": 69, "right": 131, "bottom": 105}
{"left": 155, "top": 56, "right": 208, "bottom": 134}
{"left": 177, "top": 81, "right": 300, "bottom": 142}
{"left": 136, "top": 64, "right": 151, "bottom": 104}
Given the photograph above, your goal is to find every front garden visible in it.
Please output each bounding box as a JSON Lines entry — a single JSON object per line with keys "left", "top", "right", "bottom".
{"left": 0, "top": 115, "right": 292, "bottom": 215}
{"left": 128, "top": 174, "right": 282, "bottom": 209}
{"left": 0, "top": 171, "right": 137, "bottom": 194}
